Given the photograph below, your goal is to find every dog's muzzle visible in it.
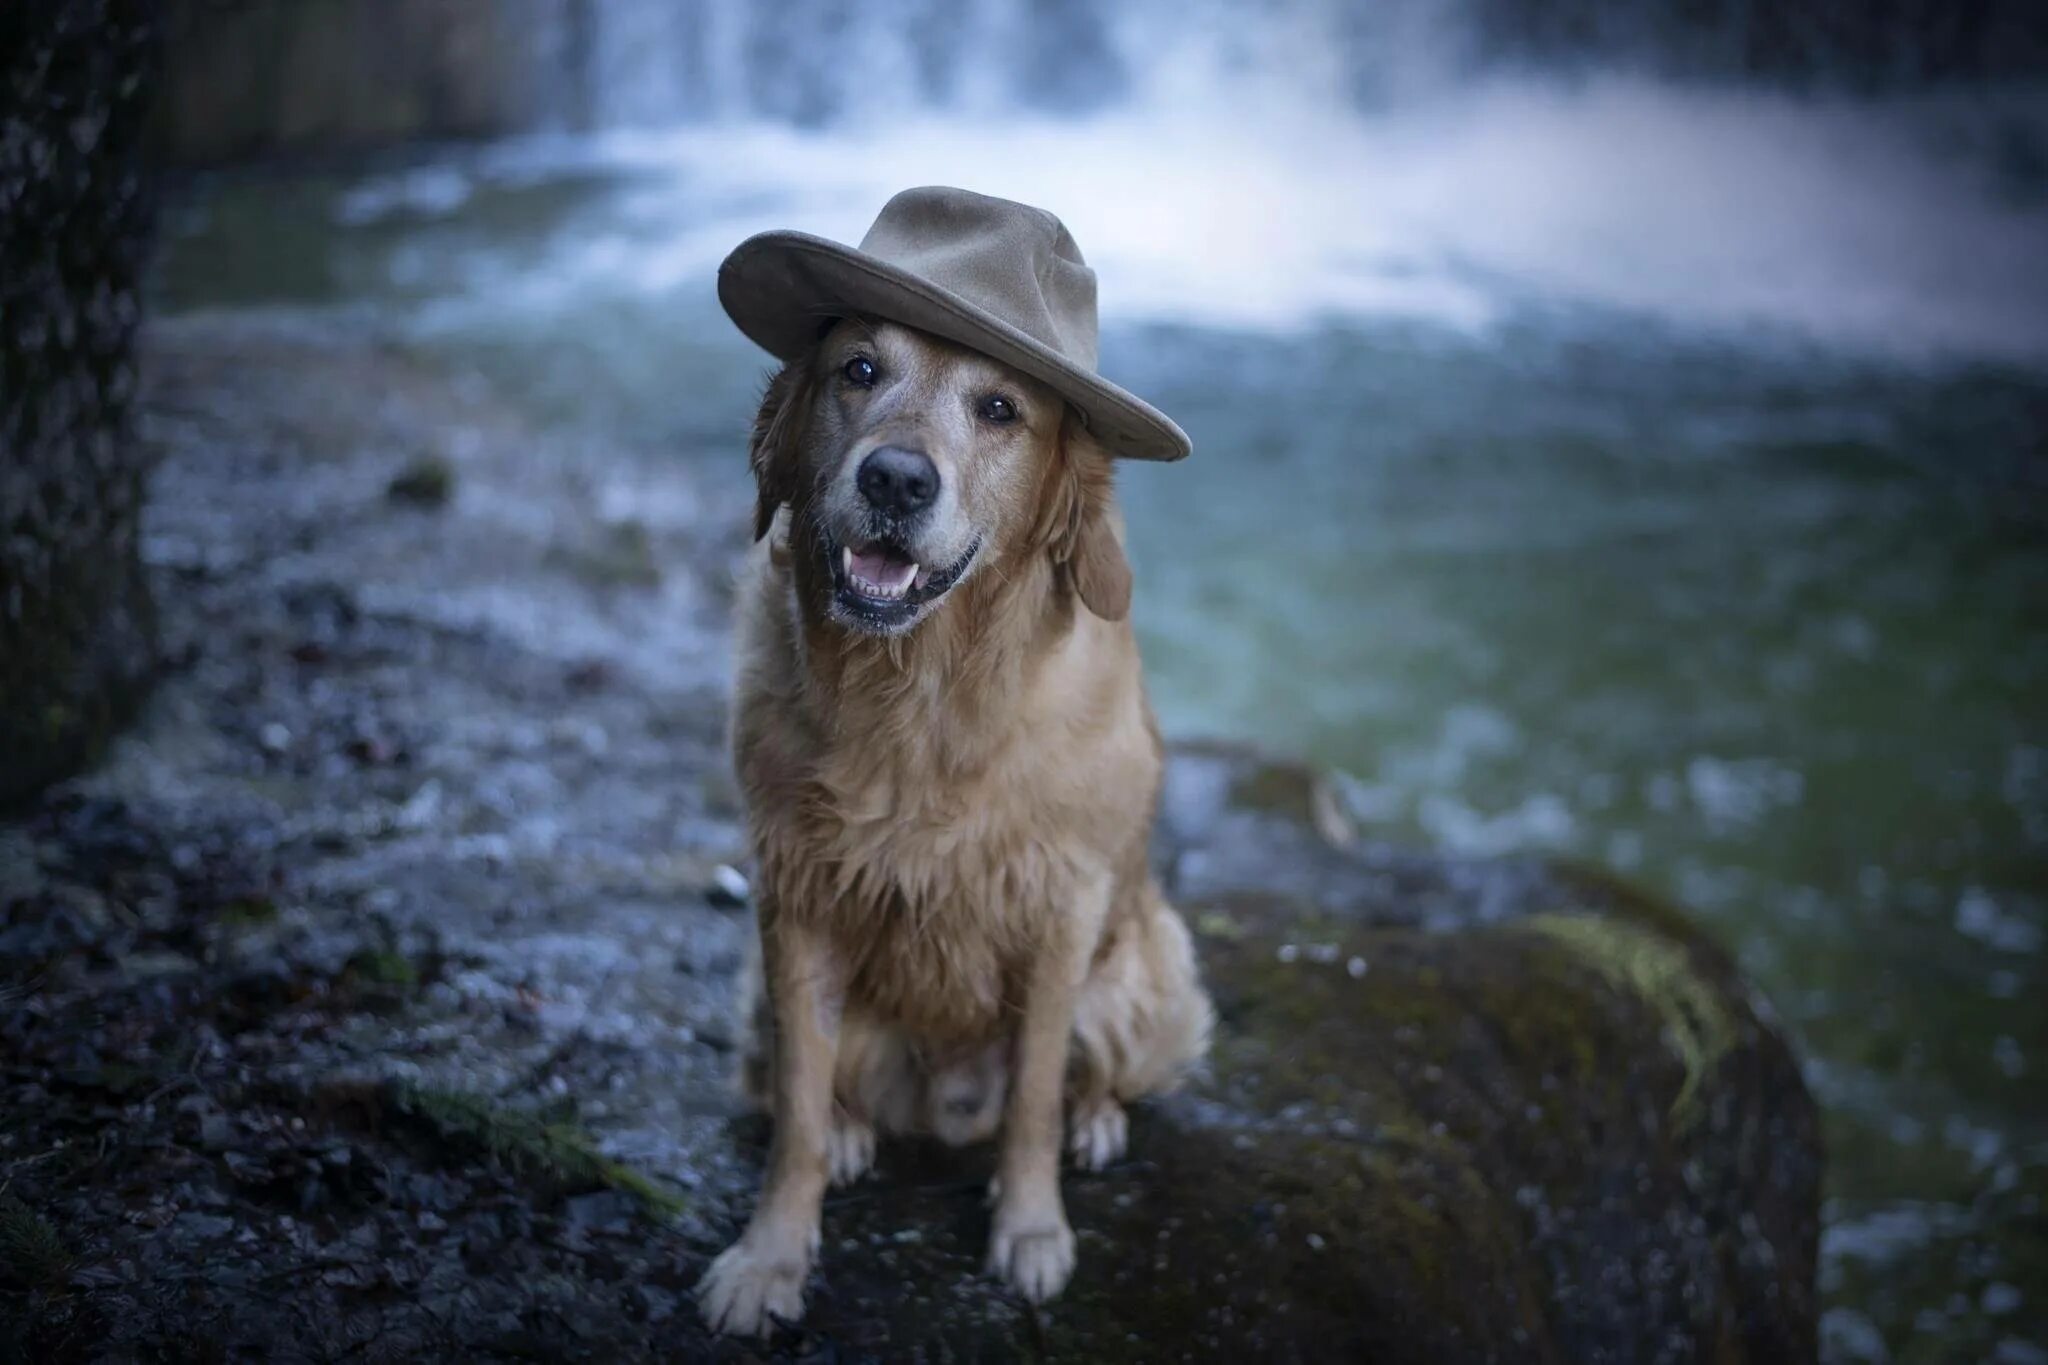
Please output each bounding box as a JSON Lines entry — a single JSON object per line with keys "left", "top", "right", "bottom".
{"left": 827, "top": 531, "right": 980, "bottom": 633}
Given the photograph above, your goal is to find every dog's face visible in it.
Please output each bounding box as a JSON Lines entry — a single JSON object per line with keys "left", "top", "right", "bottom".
{"left": 749, "top": 318, "right": 1130, "bottom": 636}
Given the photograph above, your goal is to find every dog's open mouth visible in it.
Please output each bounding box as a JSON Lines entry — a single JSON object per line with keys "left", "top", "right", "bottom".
{"left": 829, "top": 535, "right": 979, "bottom": 628}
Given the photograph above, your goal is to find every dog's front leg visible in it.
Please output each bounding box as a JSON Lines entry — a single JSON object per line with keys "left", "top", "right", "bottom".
{"left": 698, "top": 914, "right": 841, "bottom": 1335}
{"left": 987, "top": 887, "right": 1100, "bottom": 1304}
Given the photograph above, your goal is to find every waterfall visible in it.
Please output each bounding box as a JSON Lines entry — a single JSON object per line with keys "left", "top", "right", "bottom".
{"left": 566, "top": 0, "right": 2047, "bottom": 132}
{"left": 283, "top": 0, "right": 2048, "bottom": 365}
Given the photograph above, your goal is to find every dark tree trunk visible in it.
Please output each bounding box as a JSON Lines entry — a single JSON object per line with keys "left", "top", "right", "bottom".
{"left": 0, "top": 1, "right": 161, "bottom": 804}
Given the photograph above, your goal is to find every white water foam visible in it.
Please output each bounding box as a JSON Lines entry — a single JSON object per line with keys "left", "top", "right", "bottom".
{"left": 350, "top": 72, "right": 2048, "bottom": 366}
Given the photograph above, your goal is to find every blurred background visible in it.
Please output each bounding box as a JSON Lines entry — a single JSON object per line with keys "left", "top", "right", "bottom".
{"left": 106, "top": 0, "right": 2048, "bottom": 1358}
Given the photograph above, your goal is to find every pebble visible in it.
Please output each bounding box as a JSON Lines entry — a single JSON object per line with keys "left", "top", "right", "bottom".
{"left": 706, "top": 864, "right": 750, "bottom": 909}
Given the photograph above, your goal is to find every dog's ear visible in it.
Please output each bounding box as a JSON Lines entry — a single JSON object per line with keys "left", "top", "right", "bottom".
{"left": 1041, "top": 414, "right": 1132, "bottom": 621}
{"left": 748, "top": 359, "right": 812, "bottom": 542}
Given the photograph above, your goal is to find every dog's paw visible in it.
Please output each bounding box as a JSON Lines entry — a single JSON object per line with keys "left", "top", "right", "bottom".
{"left": 697, "top": 1237, "right": 809, "bottom": 1337}
{"left": 828, "top": 1117, "right": 877, "bottom": 1186}
{"left": 1068, "top": 1098, "right": 1128, "bottom": 1171}
{"left": 987, "top": 1205, "right": 1076, "bottom": 1304}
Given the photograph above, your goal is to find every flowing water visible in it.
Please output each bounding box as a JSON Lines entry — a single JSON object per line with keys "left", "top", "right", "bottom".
{"left": 155, "top": 5, "right": 2048, "bottom": 1358}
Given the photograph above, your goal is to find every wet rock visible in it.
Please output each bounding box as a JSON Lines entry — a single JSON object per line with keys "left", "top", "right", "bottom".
{"left": 386, "top": 455, "right": 455, "bottom": 508}
{"left": 170, "top": 1212, "right": 235, "bottom": 1242}
{"left": 564, "top": 1189, "right": 640, "bottom": 1234}
{"left": 704, "top": 864, "right": 751, "bottom": 910}
{"left": 634, "top": 1282, "right": 680, "bottom": 1324}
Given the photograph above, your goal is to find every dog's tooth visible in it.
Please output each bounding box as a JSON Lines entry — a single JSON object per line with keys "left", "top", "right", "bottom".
{"left": 842, "top": 546, "right": 853, "bottom": 576}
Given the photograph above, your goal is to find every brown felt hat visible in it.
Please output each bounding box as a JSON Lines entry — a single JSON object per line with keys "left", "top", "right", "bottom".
{"left": 717, "top": 186, "right": 1191, "bottom": 462}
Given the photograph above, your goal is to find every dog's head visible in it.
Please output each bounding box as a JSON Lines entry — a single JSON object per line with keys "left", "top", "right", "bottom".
{"left": 747, "top": 318, "right": 1130, "bottom": 636}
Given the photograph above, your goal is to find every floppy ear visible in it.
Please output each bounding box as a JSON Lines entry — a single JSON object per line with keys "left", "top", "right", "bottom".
{"left": 748, "top": 359, "right": 812, "bottom": 542}
{"left": 1044, "top": 415, "right": 1133, "bottom": 621}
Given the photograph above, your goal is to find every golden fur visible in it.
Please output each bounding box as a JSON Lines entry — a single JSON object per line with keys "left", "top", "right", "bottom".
{"left": 698, "top": 319, "right": 1212, "bottom": 1335}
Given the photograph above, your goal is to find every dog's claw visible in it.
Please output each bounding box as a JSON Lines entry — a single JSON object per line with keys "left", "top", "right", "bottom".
{"left": 828, "top": 1118, "right": 877, "bottom": 1187}
{"left": 697, "top": 1238, "right": 809, "bottom": 1336}
{"left": 987, "top": 1208, "right": 1076, "bottom": 1304}
{"left": 1068, "top": 1099, "right": 1128, "bottom": 1171}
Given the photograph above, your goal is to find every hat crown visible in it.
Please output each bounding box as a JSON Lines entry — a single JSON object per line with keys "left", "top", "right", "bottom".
{"left": 716, "top": 184, "right": 1190, "bottom": 459}
{"left": 857, "top": 187, "right": 1100, "bottom": 370}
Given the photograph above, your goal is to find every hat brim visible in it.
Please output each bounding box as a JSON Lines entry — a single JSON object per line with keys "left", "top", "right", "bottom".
{"left": 717, "top": 231, "right": 1191, "bottom": 462}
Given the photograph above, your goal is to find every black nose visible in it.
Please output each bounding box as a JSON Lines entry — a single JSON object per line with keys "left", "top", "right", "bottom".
{"left": 856, "top": 446, "right": 938, "bottom": 516}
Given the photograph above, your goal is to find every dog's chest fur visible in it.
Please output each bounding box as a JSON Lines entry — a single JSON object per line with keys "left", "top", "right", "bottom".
{"left": 735, "top": 548, "right": 1154, "bottom": 1045}
{"left": 761, "top": 735, "right": 1105, "bottom": 1043}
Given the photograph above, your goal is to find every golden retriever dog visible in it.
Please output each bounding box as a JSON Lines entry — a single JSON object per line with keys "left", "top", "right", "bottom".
{"left": 695, "top": 316, "right": 1214, "bottom": 1335}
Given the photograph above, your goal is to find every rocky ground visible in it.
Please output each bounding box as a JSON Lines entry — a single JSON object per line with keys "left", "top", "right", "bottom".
{"left": 0, "top": 319, "right": 1821, "bottom": 1362}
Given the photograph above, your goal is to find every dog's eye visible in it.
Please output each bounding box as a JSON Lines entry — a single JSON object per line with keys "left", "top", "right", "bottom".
{"left": 843, "top": 356, "right": 877, "bottom": 388}
{"left": 978, "top": 395, "right": 1017, "bottom": 424}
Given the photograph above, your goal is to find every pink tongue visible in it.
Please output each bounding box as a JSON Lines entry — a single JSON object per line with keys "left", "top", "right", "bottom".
{"left": 850, "top": 548, "right": 914, "bottom": 590}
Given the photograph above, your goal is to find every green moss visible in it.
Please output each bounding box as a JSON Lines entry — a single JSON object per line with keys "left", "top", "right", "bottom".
{"left": 0, "top": 1192, "right": 73, "bottom": 1292}
{"left": 1523, "top": 913, "right": 1737, "bottom": 1125}
{"left": 218, "top": 894, "right": 278, "bottom": 925}
{"left": 392, "top": 1083, "right": 686, "bottom": 1219}
{"left": 1466, "top": 951, "right": 1609, "bottom": 1089}
{"left": 344, "top": 947, "right": 419, "bottom": 988}
{"left": 1541, "top": 856, "right": 1726, "bottom": 951}
{"left": 1337, "top": 1127, "right": 1542, "bottom": 1337}
{"left": 548, "top": 519, "right": 661, "bottom": 589}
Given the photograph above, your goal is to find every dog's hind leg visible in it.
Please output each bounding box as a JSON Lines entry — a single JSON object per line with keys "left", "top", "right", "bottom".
{"left": 1066, "top": 1089, "right": 1129, "bottom": 1172}
{"left": 828, "top": 1012, "right": 922, "bottom": 1185}
{"left": 1067, "top": 882, "right": 1214, "bottom": 1170}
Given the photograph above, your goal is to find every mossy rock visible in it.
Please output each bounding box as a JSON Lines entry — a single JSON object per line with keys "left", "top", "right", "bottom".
{"left": 705, "top": 745, "right": 1820, "bottom": 1362}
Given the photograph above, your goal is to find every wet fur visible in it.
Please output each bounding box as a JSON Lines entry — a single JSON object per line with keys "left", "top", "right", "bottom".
{"left": 702, "top": 320, "right": 1211, "bottom": 1332}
